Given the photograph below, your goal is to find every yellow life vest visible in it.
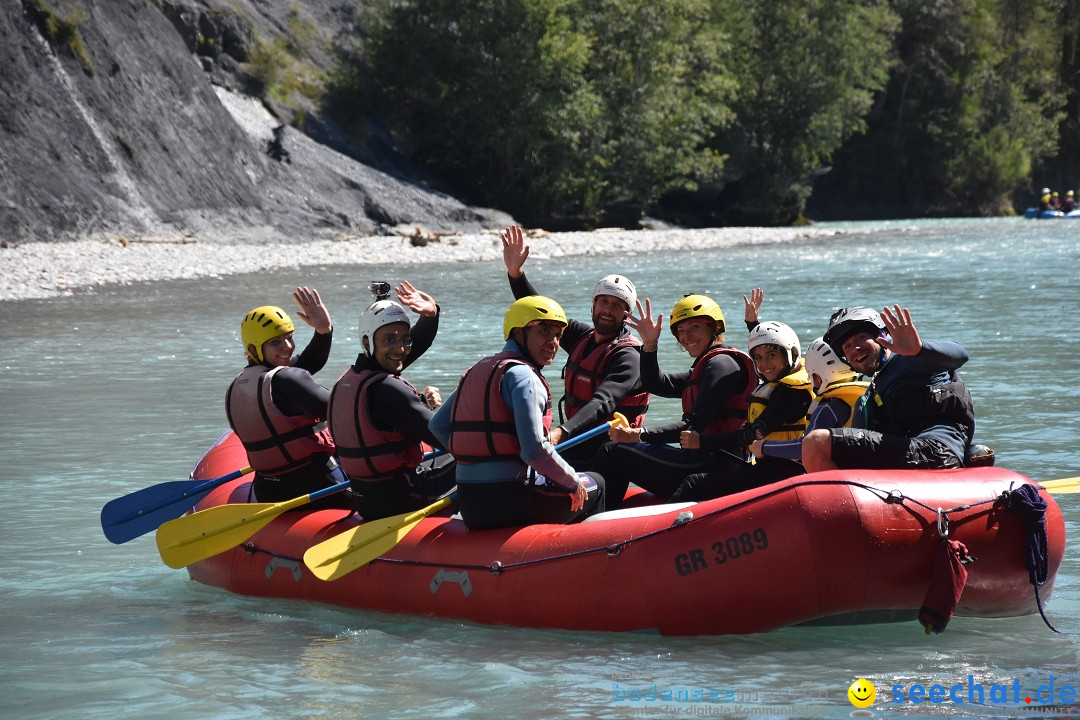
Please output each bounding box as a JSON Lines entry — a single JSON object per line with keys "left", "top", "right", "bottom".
{"left": 807, "top": 380, "right": 869, "bottom": 428}
{"left": 746, "top": 367, "right": 813, "bottom": 441}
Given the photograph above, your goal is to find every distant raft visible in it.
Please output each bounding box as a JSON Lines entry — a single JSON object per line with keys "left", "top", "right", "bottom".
{"left": 179, "top": 431, "right": 1065, "bottom": 636}
{"left": 1024, "top": 207, "right": 1080, "bottom": 218}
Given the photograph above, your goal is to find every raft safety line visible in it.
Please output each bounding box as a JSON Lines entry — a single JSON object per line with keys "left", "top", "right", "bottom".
{"left": 359, "top": 478, "right": 1007, "bottom": 574}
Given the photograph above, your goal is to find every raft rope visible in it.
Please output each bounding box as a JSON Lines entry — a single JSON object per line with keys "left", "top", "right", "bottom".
{"left": 1002, "top": 482, "right": 1059, "bottom": 633}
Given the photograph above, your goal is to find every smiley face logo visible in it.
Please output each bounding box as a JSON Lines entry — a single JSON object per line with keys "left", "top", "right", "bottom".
{"left": 848, "top": 678, "right": 876, "bottom": 708}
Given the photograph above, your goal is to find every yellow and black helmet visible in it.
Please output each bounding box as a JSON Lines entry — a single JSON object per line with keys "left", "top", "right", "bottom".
{"left": 241, "top": 305, "right": 294, "bottom": 362}
{"left": 669, "top": 294, "right": 725, "bottom": 337}
{"left": 503, "top": 296, "right": 568, "bottom": 340}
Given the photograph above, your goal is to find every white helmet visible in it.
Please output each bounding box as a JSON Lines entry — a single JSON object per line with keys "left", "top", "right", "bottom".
{"left": 592, "top": 274, "right": 637, "bottom": 310}
{"left": 805, "top": 338, "right": 858, "bottom": 392}
{"left": 747, "top": 321, "right": 801, "bottom": 370}
{"left": 358, "top": 300, "right": 410, "bottom": 356}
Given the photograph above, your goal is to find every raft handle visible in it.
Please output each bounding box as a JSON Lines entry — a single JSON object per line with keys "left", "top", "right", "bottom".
{"left": 936, "top": 508, "right": 949, "bottom": 539}
{"left": 673, "top": 510, "right": 694, "bottom": 527}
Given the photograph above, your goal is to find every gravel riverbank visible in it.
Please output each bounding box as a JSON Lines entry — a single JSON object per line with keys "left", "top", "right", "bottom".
{"left": 0, "top": 225, "right": 842, "bottom": 302}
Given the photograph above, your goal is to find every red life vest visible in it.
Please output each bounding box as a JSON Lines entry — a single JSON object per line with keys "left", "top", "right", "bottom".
{"left": 682, "top": 345, "right": 757, "bottom": 434}
{"left": 224, "top": 365, "right": 335, "bottom": 476}
{"left": 561, "top": 331, "right": 650, "bottom": 428}
{"left": 448, "top": 350, "right": 552, "bottom": 464}
{"left": 328, "top": 367, "right": 424, "bottom": 480}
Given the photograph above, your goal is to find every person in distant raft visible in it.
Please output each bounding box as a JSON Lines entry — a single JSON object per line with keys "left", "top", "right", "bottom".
{"left": 801, "top": 305, "right": 980, "bottom": 472}
{"left": 225, "top": 287, "right": 350, "bottom": 508}
{"left": 328, "top": 281, "right": 456, "bottom": 521}
{"left": 500, "top": 225, "right": 649, "bottom": 471}
{"left": 429, "top": 296, "right": 605, "bottom": 530}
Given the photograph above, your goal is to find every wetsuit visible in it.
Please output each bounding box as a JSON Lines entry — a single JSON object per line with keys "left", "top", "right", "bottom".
{"left": 595, "top": 342, "right": 756, "bottom": 508}
{"left": 429, "top": 338, "right": 604, "bottom": 530}
{"left": 225, "top": 329, "right": 350, "bottom": 508}
{"left": 671, "top": 373, "right": 813, "bottom": 502}
{"left": 330, "top": 313, "right": 456, "bottom": 520}
{"left": 830, "top": 340, "right": 974, "bottom": 469}
{"left": 509, "top": 273, "right": 648, "bottom": 469}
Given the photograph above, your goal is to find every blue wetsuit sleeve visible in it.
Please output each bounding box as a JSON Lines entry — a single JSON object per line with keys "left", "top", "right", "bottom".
{"left": 916, "top": 340, "right": 969, "bottom": 371}
{"left": 501, "top": 364, "right": 578, "bottom": 491}
{"left": 761, "top": 398, "right": 850, "bottom": 461}
{"left": 427, "top": 390, "right": 454, "bottom": 447}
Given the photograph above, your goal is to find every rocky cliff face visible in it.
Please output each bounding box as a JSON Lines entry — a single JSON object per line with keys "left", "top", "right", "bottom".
{"left": 0, "top": 0, "right": 504, "bottom": 243}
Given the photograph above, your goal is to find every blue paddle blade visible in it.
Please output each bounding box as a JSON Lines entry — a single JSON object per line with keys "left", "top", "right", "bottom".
{"left": 100, "top": 468, "right": 249, "bottom": 544}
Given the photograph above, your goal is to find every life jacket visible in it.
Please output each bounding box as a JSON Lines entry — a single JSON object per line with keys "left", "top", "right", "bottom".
{"left": 560, "top": 330, "right": 649, "bottom": 428}
{"left": 448, "top": 350, "right": 552, "bottom": 464}
{"left": 224, "top": 365, "right": 335, "bottom": 476}
{"left": 682, "top": 345, "right": 757, "bottom": 434}
{"left": 807, "top": 380, "right": 870, "bottom": 429}
{"left": 328, "top": 367, "right": 424, "bottom": 480}
{"left": 866, "top": 373, "right": 976, "bottom": 443}
{"left": 746, "top": 367, "right": 813, "bottom": 441}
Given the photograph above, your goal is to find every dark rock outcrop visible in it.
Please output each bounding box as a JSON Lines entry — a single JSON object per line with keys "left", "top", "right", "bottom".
{"left": 0, "top": 0, "right": 503, "bottom": 243}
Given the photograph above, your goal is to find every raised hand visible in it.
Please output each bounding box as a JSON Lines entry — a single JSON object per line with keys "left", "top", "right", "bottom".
{"left": 396, "top": 280, "right": 438, "bottom": 318}
{"left": 626, "top": 298, "right": 663, "bottom": 346}
{"left": 743, "top": 287, "right": 764, "bottom": 325}
{"left": 501, "top": 225, "right": 530, "bottom": 279}
{"left": 878, "top": 305, "right": 923, "bottom": 356}
{"left": 293, "top": 286, "right": 332, "bottom": 334}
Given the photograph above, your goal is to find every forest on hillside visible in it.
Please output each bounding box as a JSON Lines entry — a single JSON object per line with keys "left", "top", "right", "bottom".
{"left": 299, "top": 0, "right": 1080, "bottom": 227}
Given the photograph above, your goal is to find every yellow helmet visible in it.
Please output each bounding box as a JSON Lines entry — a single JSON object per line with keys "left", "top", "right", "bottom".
{"left": 669, "top": 294, "right": 725, "bottom": 337}
{"left": 241, "top": 306, "right": 295, "bottom": 362}
{"left": 503, "top": 296, "right": 567, "bottom": 340}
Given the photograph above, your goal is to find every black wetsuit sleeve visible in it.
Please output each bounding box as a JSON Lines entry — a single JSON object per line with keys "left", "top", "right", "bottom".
{"left": 403, "top": 309, "right": 439, "bottom": 370}
{"left": 293, "top": 329, "right": 332, "bottom": 376}
{"left": 643, "top": 351, "right": 749, "bottom": 443}
{"left": 508, "top": 272, "right": 539, "bottom": 299}
{"left": 370, "top": 378, "right": 447, "bottom": 451}
{"left": 560, "top": 343, "right": 643, "bottom": 437}
{"left": 271, "top": 367, "right": 331, "bottom": 418}
{"left": 638, "top": 348, "right": 688, "bottom": 398}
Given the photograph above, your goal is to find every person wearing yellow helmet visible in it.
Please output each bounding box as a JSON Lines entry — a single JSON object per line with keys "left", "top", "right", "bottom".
{"left": 225, "top": 286, "right": 350, "bottom": 508}
{"left": 1064, "top": 190, "right": 1076, "bottom": 213}
{"left": 329, "top": 280, "right": 456, "bottom": 521}
{"left": 429, "top": 295, "right": 605, "bottom": 530}
{"left": 594, "top": 292, "right": 757, "bottom": 508}
{"left": 500, "top": 225, "right": 650, "bottom": 471}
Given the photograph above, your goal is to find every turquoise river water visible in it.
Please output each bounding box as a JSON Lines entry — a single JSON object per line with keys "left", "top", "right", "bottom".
{"left": 1, "top": 218, "right": 1078, "bottom": 719}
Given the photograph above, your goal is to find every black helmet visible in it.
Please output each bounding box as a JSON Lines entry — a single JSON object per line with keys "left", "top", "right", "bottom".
{"left": 823, "top": 306, "right": 885, "bottom": 361}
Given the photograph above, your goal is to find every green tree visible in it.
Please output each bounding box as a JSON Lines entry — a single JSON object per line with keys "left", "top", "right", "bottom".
{"left": 711, "top": 0, "right": 899, "bottom": 224}
{"left": 809, "top": 0, "right": 1064, "bottom": 219}
{"left": 350, "top": 0, "right": 733, "bottom": 226}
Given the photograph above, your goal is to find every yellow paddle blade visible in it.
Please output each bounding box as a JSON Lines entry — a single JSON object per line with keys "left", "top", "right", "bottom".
{"left": 156, "top": 495, "right": 308, "bottom": 569}
{"left": 304, "top": 496, "right": 453, "bottom": 581}
{"left": 1040, "top": 476, "right": 1080, "bottom": 494}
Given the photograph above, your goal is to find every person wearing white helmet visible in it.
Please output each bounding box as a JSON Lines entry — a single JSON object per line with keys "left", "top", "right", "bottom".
{"left": 225, "top": 286, "right": 351, "bottom": 508}
{"left": 501, "top": 225, "right": 650, "bottom": 470}
{"left": 802, "top": 304, "right": 978, "bottom": 472}
{"left": 328, "top": 281, "right": 454, "bottom": 521}
{"left": 429, "top": 296, "right": 605, "bottom": 529}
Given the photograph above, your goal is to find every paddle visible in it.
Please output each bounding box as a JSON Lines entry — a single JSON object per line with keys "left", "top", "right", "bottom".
{"left": 155, "top": 479, "right": 351, "bottom": 569}
{"left": 303, "top": 413, "right": 629, "bottom": 582}
{"left": 1039, "top": 476, "right": 1080, "bottom": 494}
{"left": 100, "top": 466, "right": 254, "bottom": 544}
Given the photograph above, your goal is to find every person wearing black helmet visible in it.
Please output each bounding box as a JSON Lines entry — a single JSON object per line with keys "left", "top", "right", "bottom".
{"left": 801, "top": 305, "right": 978, "bottom": 472}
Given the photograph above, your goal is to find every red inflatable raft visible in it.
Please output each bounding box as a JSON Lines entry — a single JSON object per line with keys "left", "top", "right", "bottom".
{"left": 183, "top": 431, "right": 1065, "bottom": 636}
